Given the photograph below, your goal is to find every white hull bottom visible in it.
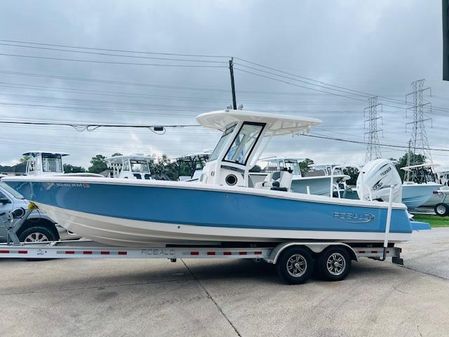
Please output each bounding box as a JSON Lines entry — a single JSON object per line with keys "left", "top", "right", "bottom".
{"left": 39, "top": 203, "right": 412, "bottom": 247}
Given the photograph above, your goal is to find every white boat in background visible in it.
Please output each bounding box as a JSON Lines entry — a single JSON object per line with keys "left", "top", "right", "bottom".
{"left": 24, "top": 151, "right": 68, "bottom": 176}
{"left": 106, "top": 154, "right": 153, "bottom": 180}
{"left": 401, "top": 164, "right": 442, "bottom": 210}
{"left": 4, "top": 110, "right": 413, "bottom": 248}
{"left": 249, "top": 159, "right": 349, "bottom": 196}
{"left": 23, "top": 151, "right": 101, "bottom": 178}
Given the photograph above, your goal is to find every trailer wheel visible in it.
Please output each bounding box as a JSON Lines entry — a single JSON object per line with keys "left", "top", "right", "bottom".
{"left": 317, "top": 247, "right": 351, "bottom": 281}
{"left": 18, "top": 226, "right": 56, "bottom": 243}
{"left": 434, "top": 203, "right": 449, "bottom": 217}
{"left": 276, "top": 247, "right": 314, "bottom": 284}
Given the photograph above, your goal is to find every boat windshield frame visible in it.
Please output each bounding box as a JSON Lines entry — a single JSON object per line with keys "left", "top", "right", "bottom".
{"left": 223, "top": 122, "right": 266, "bottom": 166}
{"left": 130, "top": 160, "right": 151, "bottom": 173}
{"left": 41, "top": 153, "right": 64, "bottom": 173}
{"left": 208, "top": 123, "right": 237, "bottom": 161}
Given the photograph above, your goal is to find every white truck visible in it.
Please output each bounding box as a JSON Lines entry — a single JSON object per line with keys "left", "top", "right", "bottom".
{"left": 0, "top": 181, "right": 67, "bottom": 243}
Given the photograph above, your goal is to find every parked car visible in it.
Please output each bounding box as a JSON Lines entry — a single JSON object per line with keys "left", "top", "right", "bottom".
{"left": 0, "top": 181, "right": 77, "bottom": 242}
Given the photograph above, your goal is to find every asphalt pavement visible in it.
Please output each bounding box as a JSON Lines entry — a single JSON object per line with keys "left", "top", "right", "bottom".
{"left": 1, "top": 229, "right": 449, "bottom": 337}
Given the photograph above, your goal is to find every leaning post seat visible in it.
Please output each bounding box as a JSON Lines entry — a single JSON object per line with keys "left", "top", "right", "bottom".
{"left": 254, "top": 170, "right": 293, "bottom": 191}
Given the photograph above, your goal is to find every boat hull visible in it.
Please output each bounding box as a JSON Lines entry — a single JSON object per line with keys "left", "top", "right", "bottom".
{"left": 402, "top": 183, "right": 440, "bottom": 209}
{"left": 422, "top": 187, "right": 449, "bottom": 207}
{"left": 5, "top": 177, "right": 412, "bottom": 247}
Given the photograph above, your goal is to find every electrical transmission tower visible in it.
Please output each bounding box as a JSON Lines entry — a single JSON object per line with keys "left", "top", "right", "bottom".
{"left": 364, "top": 96, "right": 383, "bottom": 162}
{"left": 405, "top": 79, "right": 432, "bottom": 162}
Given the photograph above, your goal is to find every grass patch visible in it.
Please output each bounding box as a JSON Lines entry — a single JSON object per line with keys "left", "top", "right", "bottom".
{"left": 413, "top": 214, "right": 449, "bottom": 227}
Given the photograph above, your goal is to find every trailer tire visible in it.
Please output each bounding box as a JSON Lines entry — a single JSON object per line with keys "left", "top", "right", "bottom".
{"left": 434, "top": 203, "right": 449, "bottom": 217}
{"left": 18, "top": 226, "right": 57, "bottom": 243}
{"left": 276, "top": 246, "right": 314, "bottom": 284}
{"left": 317, "top": 247, "right": 351, "bottom": 281}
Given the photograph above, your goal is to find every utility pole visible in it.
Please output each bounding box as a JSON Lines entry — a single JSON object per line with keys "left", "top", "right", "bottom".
{"left": 229, "top": 58, "right": 237, "bottom": 110}
{"left": 405, "top": 79, "right": 432, "bottom": 162}
{"left": 364, "top": 96, "right": 383, "bottom": 162}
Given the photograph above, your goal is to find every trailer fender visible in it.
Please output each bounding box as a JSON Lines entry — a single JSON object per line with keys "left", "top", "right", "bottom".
{"left": 267, "top": 242, "right": 358, "bottom": 264}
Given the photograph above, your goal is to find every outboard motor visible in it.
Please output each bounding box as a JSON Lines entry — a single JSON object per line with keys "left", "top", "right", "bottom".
{"left": 356, "top": 159, "right": 402, "bottom": 203}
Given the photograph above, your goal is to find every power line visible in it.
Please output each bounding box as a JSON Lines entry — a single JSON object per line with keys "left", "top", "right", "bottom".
{"left": 0, "top": 53, "right": 228, "bottom": 68}
{"left": 0, "top": 119, "right": 201, "bottom": 132}
{"left": 303, "top": 134, "right": 449, "bottom": 152}
{"left": 2, "top": 39, "right": 449, "bottom": 112}
{"left": 235, "top": 62, "right": 368, "bottom": 99}
{"left": 2, "top": 117, "right": 449, "bottom": 153}
{"left": 0, "top": 42, "right": 226, "bottom": 63}
{"left": 0, "top": 70, "right": 230, "bottom": 92}
{"left": 0, "top": 38, "right": 230, "bottom": 58}
{"left": 234, "top": 67, "right": 367, "bottom": 102}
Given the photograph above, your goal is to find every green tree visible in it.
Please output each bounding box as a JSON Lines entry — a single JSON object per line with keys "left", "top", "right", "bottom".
{"left": 299, "top": 158, "right": 314, "bottom": 175}
{"left": 111, "top": 153, "right": 122, "bottom": 157}
{"left": 150, "top": 155, "right": 178, "bottom": 180}
{"left": 88, "top": 154, "right": 108, "bottom": 174}
{"left": 19, "top": 155, "right": 30, "bottom": 163}
{"left": 395, "top": 151, "right": 426, "bottom": 181}
{"left": 343, "top": 167, "right": 360, "bottom": 186}
{"left": 63, "top": 164, "right": 87, "bottom": 173}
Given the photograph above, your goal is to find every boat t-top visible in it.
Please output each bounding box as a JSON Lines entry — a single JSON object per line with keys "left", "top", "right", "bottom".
{"left": 23, "top": 151, "right": 68, "bottom": 176}
{"left": 106, "top": 154, "right": 153, "bottom": 180}
{"left": 3, "top": 110, "right": 413, "bottom": 248}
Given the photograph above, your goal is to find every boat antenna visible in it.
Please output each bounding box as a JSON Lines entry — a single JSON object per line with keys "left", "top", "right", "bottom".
{"left": 229, "top": 57, "right": 237, "bottom": 110}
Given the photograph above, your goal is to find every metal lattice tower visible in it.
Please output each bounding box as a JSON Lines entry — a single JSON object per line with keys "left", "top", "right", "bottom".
{"left": 364, "top": 96, "right": 383, "bottom": 162}
{"left": 405, "top": 79, "right": 432, "bottom": 162}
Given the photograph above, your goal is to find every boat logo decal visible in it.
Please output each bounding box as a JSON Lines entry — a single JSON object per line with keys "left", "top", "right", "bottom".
{"left": 54, "top": 183, "right": 90, "bottom": 188}
{"left": 333, "top": 211, "right": 375, "bottom": 223}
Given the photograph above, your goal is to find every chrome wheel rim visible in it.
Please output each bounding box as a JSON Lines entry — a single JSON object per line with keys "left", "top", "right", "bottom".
{"left": 286, "top": 254, "right": 307, "bottom": 277}
{"left": 436, "top": 205, "right": 447, "bottom": 215}
{"left": 24, "top": 232, "right": 49, "bottom": 243}
{"left": 326, "top": 253, "right": 346, "bottom": 276}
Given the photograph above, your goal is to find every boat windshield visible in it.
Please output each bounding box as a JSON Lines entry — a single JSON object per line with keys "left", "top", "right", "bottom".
{"left": 224, "top": 123, "right": 264, "bottom": 165}
{"left": 130, "top": 160, "right": 150, "bottom": 173}
{"left": 209, "top": 124, "right": 237, "bottom": 161}
{"left": 42, "top": 153, "right": 63, "bottom": 173}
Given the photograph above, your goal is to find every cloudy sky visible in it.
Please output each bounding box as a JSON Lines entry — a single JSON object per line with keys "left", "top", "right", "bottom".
{"left": 0, "top": 0, "right": 448, "bottom": 169}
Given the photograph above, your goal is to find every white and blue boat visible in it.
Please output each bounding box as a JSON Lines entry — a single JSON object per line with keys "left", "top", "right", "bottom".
{"left": 401, "top": 164, "right": 441, "bottom": 209}
{"left": 3, "top": 110, "right": 413, "bottom": 247}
